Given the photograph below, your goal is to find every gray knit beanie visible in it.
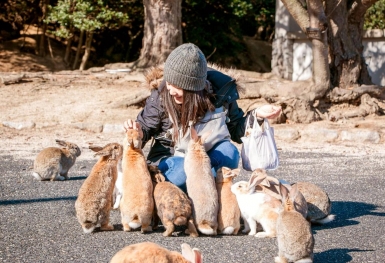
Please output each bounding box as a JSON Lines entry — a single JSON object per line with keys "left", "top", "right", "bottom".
{"left": 164, "top": 43, "right": 207, "bottom": 91}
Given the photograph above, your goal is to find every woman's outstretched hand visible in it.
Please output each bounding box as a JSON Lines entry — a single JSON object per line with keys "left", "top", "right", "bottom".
{"left": 123, "top": 119, "right": 143, "bottom": 137}
{"left": 254, "top": 105, "right": 282, "bottom": 119}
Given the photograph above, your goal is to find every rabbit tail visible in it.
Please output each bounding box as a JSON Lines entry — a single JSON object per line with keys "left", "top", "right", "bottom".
{"left": 32, "top": 172, "right": 42, "bottom": 181}
{"left": 311, "top": 214, "right": 335, "bottom": 225}
{"left": 174, "top": 216, "right": 187, "bottom": 226}
{"left": 197, "top": 220, "right": 217, "bottom": 235}
{"left": 82, "top": 222, "right": 96, "bottom": 234}
{"left": 222, "top": 226, "right": 235, "bottom": 235}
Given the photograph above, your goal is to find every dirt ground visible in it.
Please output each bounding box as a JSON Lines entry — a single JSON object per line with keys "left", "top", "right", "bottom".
{"left": 1, "top": 36, "right": 385, "bottom": 161}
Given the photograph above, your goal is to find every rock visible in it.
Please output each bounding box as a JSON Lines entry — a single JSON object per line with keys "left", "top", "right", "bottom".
{"left": 340, "top": 130, "right": 380, "bottom": 143}
{"left": 2, "top": 121, "right": 35, "bottom": 130}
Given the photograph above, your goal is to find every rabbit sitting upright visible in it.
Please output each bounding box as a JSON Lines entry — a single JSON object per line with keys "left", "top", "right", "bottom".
{"left": 275, "top": 183, "right": 314, "bottom": 263}
{"left": 149, "top": 164, "right": 198, "bottom": 237}
{"left": 184, "top": 126, "right": 218, "bottom": 236}
{"left": 32, "top": 139, "right": 81, "bottom": 181}
{"left": 216, "top": 167, "right": 241, "bottom": 235}
{"left": 75, "top": 143, "right": 123, "bottom": 234}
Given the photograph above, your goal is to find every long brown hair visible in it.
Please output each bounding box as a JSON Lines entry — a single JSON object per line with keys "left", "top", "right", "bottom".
{"left": 161, "top": 85, "right": 215, "bottom": 142}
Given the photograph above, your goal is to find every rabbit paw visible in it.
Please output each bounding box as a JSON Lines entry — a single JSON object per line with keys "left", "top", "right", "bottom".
{"left": 100, "top": 224, "right": 114, "bottom": 231}
{"left": 255, "top": 231, "right": 276, "bottom": 238}
{"left": 274, "top": 256, "right": 287, "bottom": 263}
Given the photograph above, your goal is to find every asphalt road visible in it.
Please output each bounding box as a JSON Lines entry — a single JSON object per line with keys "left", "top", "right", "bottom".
{"left": 1, "top": 150, "right": 385, "bottom": 263}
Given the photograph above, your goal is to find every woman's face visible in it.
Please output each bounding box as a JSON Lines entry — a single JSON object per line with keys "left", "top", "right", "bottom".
{"left": 166, "top": 82, "right": 184, "bottom": 104}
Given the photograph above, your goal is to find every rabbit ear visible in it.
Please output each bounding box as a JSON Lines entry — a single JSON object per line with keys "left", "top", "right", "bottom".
{"left": 89, "top": 146, "right": 103, "bottom": 152}
{"left": 94, "top": 148, "right": 112, "bottom": 157}
{"left": 192, "top": 248, "right": 203, "bottom": 263}
{"left": 248, "top": 173, "right": 266, "bottom": 192}
{"left": 279, "top": 183, "right": 289, "bottom": 202}
{"left": 200, "top": 130, "right": 213, "bottom": 144}
{"left": 190, "top": 125, "right": 199, "bottom": 142}
{"left": 289, "top": 183, "right": 300, "bottom": 203}
{"left": 224, "top": 168, "right": 240, "bottom": 179}
{"left": 181, "top": 243, "right": 194, "bottom": 261}
{"left": 55, "top": 139, "right": 67, "bottom": 147}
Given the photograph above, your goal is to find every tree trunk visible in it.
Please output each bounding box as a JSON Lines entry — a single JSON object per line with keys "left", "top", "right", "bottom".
{"left": 64, "top": 27, "right": 74, "bottom": 64}
{"left": 38, "top": 0, "right": 50, "bottom": 56}
{"left": 326, "top": 0, "right": 375, "bottom": 88}
{"left": 79, "top": 31, "right": 93, "bottom": 70}
{"left": 134, "top": 0, "right": 183, "bottom": 68}
{"left": 72, "top": 30, "right": 84, "bottom": 70}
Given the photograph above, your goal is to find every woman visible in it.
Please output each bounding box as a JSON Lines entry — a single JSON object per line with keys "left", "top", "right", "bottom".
{"left": 124, "top": 43, "right": 281, "bottom": 192}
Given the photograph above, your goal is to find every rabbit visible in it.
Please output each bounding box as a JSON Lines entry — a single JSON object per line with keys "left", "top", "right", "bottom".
{"left": 231, "top": 173, "right": 281, "bottom": 238}
{"left": 75, "top": 143, "right": 123, "bottom": 234}
{"left": 109, "top": 242, "right": 202, "bottom": 263}
{"left": 252, "top": 169, "right": 308, "bottom": 219}
{"left": 112, "top": 159, "right": 123, "bottom": 209}
{"left": 32, "top": 139, "right": 81, "bottom": 181}
{"left": 119, "top": 128, "right": 154, "bottom": 233}
{"left": 216, "top": 167, "right": 241, "bottom": 235}
{"left": 184, "top": 126, "right": 219, "bottom": 236}
{"left": 292, "top": 181, "right": 335, "bottom": 224}
{"left": 149, "top": 164, "right": 199, "bottom": 237}
{"left": 275, "top": 183, "right": 314, "bottom": 263}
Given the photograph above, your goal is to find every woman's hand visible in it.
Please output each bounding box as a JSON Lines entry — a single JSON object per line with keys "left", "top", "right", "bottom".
{"left": 123, "top": 119, "right": 143, "bottom": 137}
{"left": 254, "top": 105, "right": 282, "bottom": 119}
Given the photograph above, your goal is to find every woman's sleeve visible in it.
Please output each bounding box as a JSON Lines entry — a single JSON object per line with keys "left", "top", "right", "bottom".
{"left": 226, "top": 100, "right": 247, "bottom": 144}
{"left": 136, "top": 89, "right": 163, "bottom": 146}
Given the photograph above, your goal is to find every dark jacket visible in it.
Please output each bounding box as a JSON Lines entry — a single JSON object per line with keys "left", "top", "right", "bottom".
{"left": 136, "top": 68, "right": 247, "bottom": 165}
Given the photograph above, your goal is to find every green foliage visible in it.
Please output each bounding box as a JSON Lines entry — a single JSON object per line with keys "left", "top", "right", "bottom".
{"left": 46, "top": 0, "right": 130, "bottom": 38}
{"left": 364, "top": 0, "right": 385, "bottom": 29}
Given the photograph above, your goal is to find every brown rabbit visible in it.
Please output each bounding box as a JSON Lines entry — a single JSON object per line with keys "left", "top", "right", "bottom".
{"left": 293, "top": 181, "right": 335, "bottom": 224}
{"left": 149, "top": 164, "right": 198, "bottom": 237}
{"left": 109, "top": 242, "right": 202, "bottom": 263}
{"left": 275, "top": 183, "right": 314, "bottom": 263}
{"left": 75, "top": 143, "right": 123, "bottom": 233}
{"left": 119, "top": 129, "right": 154, "bottom": 233}
{"left": 184, "top": 126, "right": 219, "bottom": 236}
{"left": 32, "top": 139, "right": 81, "bottom": 181}
{"left": 216, "top": 167, "right": 241, "bottom": 235}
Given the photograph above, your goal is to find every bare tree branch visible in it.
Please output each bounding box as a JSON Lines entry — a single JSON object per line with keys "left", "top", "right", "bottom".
{"left": 348, "top": 0, "right": 379, "bottom": 22}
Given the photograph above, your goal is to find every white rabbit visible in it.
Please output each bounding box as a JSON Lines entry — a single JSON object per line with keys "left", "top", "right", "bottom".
{"left": 231, "top": 173, "right": 281, "bottom": 238}
{"left": 275, "top": 183, "right": 314, "bottom": 263}
{"left": 112, "top": 159, "right": 123, "bottom": 210}
{"left": 252, "top": 169, "right": 308, "bottom": 219}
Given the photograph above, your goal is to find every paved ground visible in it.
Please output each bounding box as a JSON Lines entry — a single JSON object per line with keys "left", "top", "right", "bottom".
{"left": 1, "top": 145, "right": 385, "bottom": 263}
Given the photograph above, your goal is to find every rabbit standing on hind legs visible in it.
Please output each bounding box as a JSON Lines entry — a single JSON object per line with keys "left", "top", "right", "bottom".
{"left": 275, "top": 183, "right": 314, "bottom": 263}
{"left": 120, "top": 129, "right": 154, "bottom": 233}
{"left": 75, "top": 143, "right": 123, "bottom": 234}
{"left": 32, "top": 139, "right": 81, "bottom": 181}
{"left": 184, "top": 126, "right": 219, "bottom": 236}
